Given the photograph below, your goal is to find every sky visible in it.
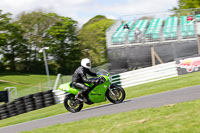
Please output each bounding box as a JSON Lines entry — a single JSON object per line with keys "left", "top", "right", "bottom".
{"left": 0, "top": 0, "right": 178, "bottom": 26}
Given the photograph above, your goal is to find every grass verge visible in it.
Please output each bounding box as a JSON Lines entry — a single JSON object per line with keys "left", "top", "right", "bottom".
{"left": 0, "top": 74, "right": 57, "bottom": 97}
{"left": 22, "top": 99, "right": 200, "bottom": 133}
{"left": 0, "top": 71, "right": 200, "bottom": 128}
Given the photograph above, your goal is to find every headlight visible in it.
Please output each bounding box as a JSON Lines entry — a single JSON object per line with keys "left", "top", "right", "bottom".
{"left": 109, "top": 76, "right": 112, "bottom": 82}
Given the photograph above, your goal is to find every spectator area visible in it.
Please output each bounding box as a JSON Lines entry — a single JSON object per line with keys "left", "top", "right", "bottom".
{"left": 145, "top": 18, "right": 162, "bottom": 40}
{"left": 128, "top": 19, "right": 148, "bottom": 43}
{"left": 196, "top": 14, "right": 200, "bottom": 21}
{"left": 111, "top": 14, "right": 199, "bottom": 45}
{"left": 112, "top": 21, "right": 134, "bottom": 43}
{"left": 162, "top": 16, "right": 178, "bottom": 40}
{"left": 180, "top": 15, "right": 195, "bottom": 38}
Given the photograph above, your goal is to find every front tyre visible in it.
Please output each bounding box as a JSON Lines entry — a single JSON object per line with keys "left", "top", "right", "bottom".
{"left": 106, "top": 86, "right": 126, "bottom": 104}
{"left": 64, "top": 94, "right": 83, "bottom": 113}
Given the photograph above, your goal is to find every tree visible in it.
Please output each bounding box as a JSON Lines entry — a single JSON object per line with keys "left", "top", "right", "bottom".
{"left": 0, "top": 10, "right": 28, "bottom": 72}
{"left": 0, "top": 10, "right": 10, "bottom": 71}
{"left": 0, "top": 10, "right": 11, "bottom": 48}
{"left": 1, "top": 23, "right": 28, "bottom": 71}
{"left": 15, "top": 12, "right": 65, "bottom": 73}
{"left": 176, "top": 0, "right": 200, "bottom": 9}
{"left": 0, "top": 11, "right": 115, "bottom": 74}
{"left": 172, "top": 0, "right": 200, "bottom": 15}
{"left": 46, "top": 16, "right": 81, "bottom": 74}
{"left": 16, "top": 12, "right": 61, "bottom": 61}
{"left": 78, "top": 15, "right": 114, "bottom": 67}
{"left": 13, "top": 11, "right": 81, "bottom": 74}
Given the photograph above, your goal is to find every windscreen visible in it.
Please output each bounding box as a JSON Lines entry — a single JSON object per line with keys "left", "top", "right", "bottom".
{"left": 96, "top": 69, "right": 109, "bottom": 76}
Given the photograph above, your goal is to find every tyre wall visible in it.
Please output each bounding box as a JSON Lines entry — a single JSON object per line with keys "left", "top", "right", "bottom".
{"left": 0, "top": 90, "right": 55, "bottom": 120}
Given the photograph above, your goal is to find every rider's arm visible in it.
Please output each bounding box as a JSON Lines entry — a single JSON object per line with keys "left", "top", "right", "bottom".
{"left": 80, "top": 72, "right": 96, "bottom": 84}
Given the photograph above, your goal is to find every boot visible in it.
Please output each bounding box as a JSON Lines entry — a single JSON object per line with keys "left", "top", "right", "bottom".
{"left": 75, "top": 92, "right": 83, "bottom": 102}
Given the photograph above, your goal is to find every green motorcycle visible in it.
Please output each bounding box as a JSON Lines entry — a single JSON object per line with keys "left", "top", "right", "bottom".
{"left": 58, "top": 69, "right": 126, "bottom": 113}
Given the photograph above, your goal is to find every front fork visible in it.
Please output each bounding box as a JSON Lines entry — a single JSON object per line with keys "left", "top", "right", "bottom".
{"left": 108, "top": 86, "right": 115, "bottom": 95}
{"left": 108, "top": 85, "right": 119, "bottom": 100}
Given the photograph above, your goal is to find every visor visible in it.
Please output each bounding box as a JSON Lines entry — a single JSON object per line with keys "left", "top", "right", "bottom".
{"left": 86, "top": 63, "right": 91, "bottom": 67}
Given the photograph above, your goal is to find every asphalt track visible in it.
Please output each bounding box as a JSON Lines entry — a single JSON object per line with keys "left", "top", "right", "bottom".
{"left": 1, "top": 85, "right": 200, "bottom": 133}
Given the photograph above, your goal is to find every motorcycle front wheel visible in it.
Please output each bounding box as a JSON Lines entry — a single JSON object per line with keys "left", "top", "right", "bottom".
{"left": 106, "top": 86, "right": 126, "bottom": 104}
{"left": 64, "top": 94, "right": 83, "bottom": 113}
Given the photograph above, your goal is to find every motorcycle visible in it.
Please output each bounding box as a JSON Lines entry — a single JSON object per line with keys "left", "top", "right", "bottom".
{"left": 58, "top": 69, "right": 126, "bottom": 113}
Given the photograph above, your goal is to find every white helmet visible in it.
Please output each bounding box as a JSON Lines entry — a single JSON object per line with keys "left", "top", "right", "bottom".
{"left": 81, "top": 58, "right": 91, "bottom": 69}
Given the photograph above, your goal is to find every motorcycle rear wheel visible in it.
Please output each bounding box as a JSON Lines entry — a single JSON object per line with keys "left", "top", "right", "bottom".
{"left": 106, "top": 86, "right": 126, "bottom": 104}
{"left": 64, "top": 94, "right": 83, "bottom": 113}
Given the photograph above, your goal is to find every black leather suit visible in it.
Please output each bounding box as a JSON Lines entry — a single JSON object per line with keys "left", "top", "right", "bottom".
{"left": 72, "top": 66, "right": 97, "bottom": 94}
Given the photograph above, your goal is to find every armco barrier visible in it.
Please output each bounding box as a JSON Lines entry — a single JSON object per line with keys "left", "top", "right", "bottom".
{"left": 53, "top": 90, "right": 65, "bottom": 104}
{"left": 0, "top": 90, "right": 55, "bottom": 120}
{"left": 53, "top": 61, "right": 178, "bottom": 104}
{"left": 112, "top": 61, "right": 178, "bottom": 88}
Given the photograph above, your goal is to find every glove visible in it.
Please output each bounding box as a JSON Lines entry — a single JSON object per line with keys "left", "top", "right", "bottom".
{"left": 96, "top": 77, "right": 105, "bottom": 85}
{"left": 94, "top": 78, "right": 100, "bottom": 85}
{"left": 99, "top": 77, "right": 105, "bottom": 83}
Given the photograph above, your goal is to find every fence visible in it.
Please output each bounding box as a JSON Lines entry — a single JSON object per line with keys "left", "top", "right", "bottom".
{"left": 112, "top": 61, "right": 178, "bottom": 88}
{"left": 7, "top": 75, "right": 72, "bottom": 99}
{"left": 53, "top": 61, "right": 178, "bottom": 104}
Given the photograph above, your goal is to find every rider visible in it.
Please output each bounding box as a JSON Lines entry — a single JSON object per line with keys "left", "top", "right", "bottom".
{"left": 72, "top": 58, "right": 99, "bottom": 102}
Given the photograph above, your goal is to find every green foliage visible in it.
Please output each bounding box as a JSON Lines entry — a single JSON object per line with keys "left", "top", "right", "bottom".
{"left": 0, "top": 10, "right": 114, "bottom": 74}
{"left": 1, "top": 23, "right": 28, "bottom": 71}
{"left": 0, "top": 11, "right": 81, "bottom": 74}
{"left": 0, "top": 10, "right": 11, "bottom": 71}
{"left": 15, "top": 12, "right": 62, "bottom": 73}
{"left": 17, "top": 12, "right": 60, "bottom": 48}
{"left": 0, "top": 10, "right": 29, "bottom": 72}
{"left": 0, "top": 62, "right": 5, "bottom": 71}
{"left": 171, "top": 0, "right": 200, "bottom": 15}
{"left": 46, "top": 16, "right": 81, "bottom": 74}
{"left": 177, "top": 0, "right": 200, "bottom": 9}
{"left": 82, "top": 15, "right": 107, "bottom": 27}
{"left": 0, "top": 10, "right": 11, "bottom": 44}
{"left": 78, "top": 15, "right": 114, "bottom": 67}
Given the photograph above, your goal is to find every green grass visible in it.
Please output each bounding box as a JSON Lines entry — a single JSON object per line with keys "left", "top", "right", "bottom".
{"left": 125, "top": 71, "right": 200, "bottom": 99}
{"left": 22, "top": 99, "right": 200, "bottom": 133}
{"left": 0, "top": 74, "right": 55, "bottom": 85}
{"left": 0, "top": 71, "right": 200, "bottom": 128}
{"left": 0, "top": 74, "right": 57, "bottom": 97}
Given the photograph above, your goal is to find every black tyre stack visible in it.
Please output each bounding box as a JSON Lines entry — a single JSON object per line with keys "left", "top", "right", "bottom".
{"left": 0, "top": 104, "right": 9, "bottom": 120}
{"left": 14, "top": 97, "right": 26, "bottom": 115}
{"left": 23, "top": 94, "right": 35, "bottom": 112}
{"left": 7, "top": 101, "right": 18, "bottom": 117}
{"left": 43, "top": 90, "right": 55, "bottom": 107}
{"left": 0, "top": 89, "right": 55, "bottom": 120}
{"left": 33, "top": 92, "right": 45, "bottom": 109}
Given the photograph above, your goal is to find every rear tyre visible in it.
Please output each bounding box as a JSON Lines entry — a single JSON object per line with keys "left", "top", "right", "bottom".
{"left": 106, "top": 86, "right": 126, "bottom": 104}
{"left": 64, "top": 94, "right": 83, "bottom": 113}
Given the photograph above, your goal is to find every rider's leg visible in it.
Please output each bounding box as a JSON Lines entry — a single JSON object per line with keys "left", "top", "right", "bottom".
{"left": 72, "top": 82, "right": 90, "bottom": 101}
